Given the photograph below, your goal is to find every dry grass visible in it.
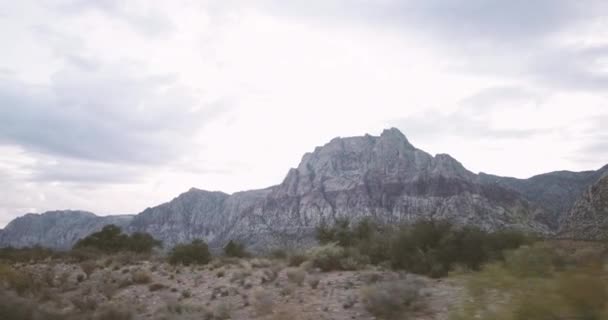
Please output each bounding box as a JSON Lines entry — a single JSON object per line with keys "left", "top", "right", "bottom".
{"left": 131, "top": 270, "right": 152, "bottom": 284}
{"left": 286, "top": 268, "right": 306, "bottom": 286}
{"left": 361, "top": 278, "right": 425, "bottom": 320}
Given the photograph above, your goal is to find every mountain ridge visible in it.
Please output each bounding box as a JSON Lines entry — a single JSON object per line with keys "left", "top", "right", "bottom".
{"left": 1, "top": 128, "right": 605, "bottom": 250}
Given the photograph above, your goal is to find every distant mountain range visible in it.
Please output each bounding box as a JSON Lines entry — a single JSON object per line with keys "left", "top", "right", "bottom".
{"left": 1, "top": 128, "right": 606, "bottom": 250}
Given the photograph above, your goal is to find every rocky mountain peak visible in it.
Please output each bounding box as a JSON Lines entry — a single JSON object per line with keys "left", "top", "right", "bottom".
{"left": 2, "top": 128, "right": 605, "bottom": 250}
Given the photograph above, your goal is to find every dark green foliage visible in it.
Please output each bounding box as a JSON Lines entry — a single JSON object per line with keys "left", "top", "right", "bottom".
{"left": 73, "top": 225, "right": 161, "bottom": 254}
{"left": 316, "top": 217, "right": 382, "bottom": 247}
{"left": 168, "top": 240, "right": 212, "bottom": 266}
{"left": 223, "top": 240, "right": 249, "bottom": 258}
{"left": 316, "top": 218, "right": 531, "bottom": 277}
{"left": 389, "top": 220, "right": 530, "bottom": 277}
{"left": 126, "top": 232, "right": 162, "bottom": 253}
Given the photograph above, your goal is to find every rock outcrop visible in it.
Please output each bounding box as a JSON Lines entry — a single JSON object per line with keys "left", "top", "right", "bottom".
{"left": 0, "top": 210, "right": 133, "bottom": 250}
{"left": 1, "top": 128, "right": 605, "bottom": 250}
{"left": 479, "top": 165, "right": 608, "bottom": 228}
{"left": 127, "top": 128, "right": 549, "bottom": 250}
{"left": 558, "top": 175, "right": 608, "bottom": 240}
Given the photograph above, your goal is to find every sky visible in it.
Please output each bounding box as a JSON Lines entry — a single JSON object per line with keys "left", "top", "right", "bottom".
{"left": 1, "top": 0, "right": 607, "bottom": 226}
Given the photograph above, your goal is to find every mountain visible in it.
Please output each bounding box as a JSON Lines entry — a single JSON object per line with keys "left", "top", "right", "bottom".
{"left": 479, "top": 165, "right": 608, "bottom": 228}
{"left": 0, "top": 128, "right": 604, "bottom": 250}
{"left": 558, "top": 174, "right": 608, "bottom": 240}
{"left": 129, "top": 128, "right": 549, "bottom": 250}
{"left": 0, "top": 210, "right": 133, "bottom": 250}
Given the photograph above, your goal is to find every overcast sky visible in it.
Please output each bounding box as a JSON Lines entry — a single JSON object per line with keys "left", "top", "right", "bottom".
{"left": 1, "top": 0, "right": 607, "bottom": 226}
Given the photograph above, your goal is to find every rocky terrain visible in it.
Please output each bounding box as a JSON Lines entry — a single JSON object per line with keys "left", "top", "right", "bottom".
{"left": 1, "top": 128, "right": 606, "bottom": 250}
{"left": 479, "top": 165, "right": 608, "bottom": 229}
{"left": 1, "top": 257, "right": 462, "bottom": 320}
{"left": 558, "top": 175, "right": 608, "bottom": 240}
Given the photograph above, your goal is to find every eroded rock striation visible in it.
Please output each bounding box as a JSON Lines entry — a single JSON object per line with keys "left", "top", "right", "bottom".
{"left": 1, "top": 128, "right": 605, "bottom": 250}
{"left": 558, "top": 175, "right": 608, "bottom": 240}
{"left": 0, "top": 210, "right": 133, "bottom": 250}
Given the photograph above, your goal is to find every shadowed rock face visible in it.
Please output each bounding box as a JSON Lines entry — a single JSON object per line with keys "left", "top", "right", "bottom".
{"left": 0, "top": 210, "right": 133, "bottom": 250}
{"left": 479, "top": 165, "right": 608, "bottom": 229}
{"left": 558, "top": 175, "right": 608, "bottom": 240}
{"left": 126, "top": 128, "right": 549, "bottom": 250}
{"left": 1, "top": 128, "right": 604, "bottom": 250}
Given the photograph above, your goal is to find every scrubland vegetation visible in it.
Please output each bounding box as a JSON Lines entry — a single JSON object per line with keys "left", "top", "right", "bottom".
{"left": 0, "top": 221, "right": 606, "bottom": 319}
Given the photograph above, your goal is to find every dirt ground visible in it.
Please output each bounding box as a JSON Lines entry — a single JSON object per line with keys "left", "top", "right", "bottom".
{"left": 9, "top": 258, "right": 464, "bottom": 319}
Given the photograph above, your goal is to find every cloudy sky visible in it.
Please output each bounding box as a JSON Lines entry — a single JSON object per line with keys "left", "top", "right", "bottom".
{"left": 1, "top": 0, "right": 607, "bottom": 226}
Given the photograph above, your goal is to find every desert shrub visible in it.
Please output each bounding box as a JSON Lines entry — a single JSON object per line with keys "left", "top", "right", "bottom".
{"left": 131, "top": 270, "right": 151, "bottom": 284}
{"left": 451, "top": 244, "right": 608, "bottom": 320}
{"left": 159, "top": 302, "right": 213, "bottom": 320}
{"left": 317, "top": 217, "right": 381, "bottom": 248}
{"left": 80, "top": 260, "right": 98, "bottom": 279}
{"left": 100, "top": 282, "right": 119, "bottom": 299}
{"left": 149, "top": 283, "right": 167, "bottom": 292}
{"left": 168, "top": 240, "right": 212, "bottom": 266}
{"left": 307, "top": 243, "right": 345, "bottom": 271}
{"left": 0, "top": 267, "right": 41, "bottom": 297}
{"left": 69, "top": 246, "right": 103, "bottom": 262}
{"left": 73, "top": 225, "right": 161, "bottom": 254}
{"left": 286, "top": 267, "right": 306, "bottom": 286}
{"left": 287, "top": 252, "right": 307, "bottom": 267}
{"left": 71, "top": 295, "right": 99, "bottom": 312}
{"left": 316, "top": 218, "right": 530, "bottom": 277}
{"left": 0, "top": 290, "right": 63, "bottom": 320}
{"left": 361, "top": 278, "right": 425, "bottom": 320}
{"left": 126, "top": 232, "right": 162, "bottom": 253}
{"left": 340, "top": 247, "right": 370, "bottom": 270}
{"left": 261, "top": 266, "right": 281, "bottom": 284}
{"left": 502, "top": 244, "right": 558, "bottom": 278}
{"left": 268, "top": 248, "right": 288, "bottom": 259}
{"left": 252, "top": 289, "right": 275, "bottom": 315}
{"left": 307, "top": 274, "right": 321, "bottom": 289}
{"left": 0, "top": 246, "right": 61, "bottom": 263}
{"left": 389, "top": 221, "right": 530, "bottom": 277}
{"left": 223, "top": 240, "right": 249, "bottom": 258}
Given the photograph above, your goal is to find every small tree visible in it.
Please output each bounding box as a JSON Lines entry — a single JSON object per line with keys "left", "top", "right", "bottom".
{"left": 127, "top": 232, "right": 162, "bottom": 253}
{"left": 223, "top": 240, "right": 248, "bottom": 258}
{"left": 168, "top": 240, "right": 212, "bottom": 266}
{"left": 73, "top": 225, "right": 161, "bottom": 254}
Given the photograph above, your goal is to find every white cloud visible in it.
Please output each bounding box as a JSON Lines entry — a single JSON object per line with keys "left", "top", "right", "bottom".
{"left": 0, "top": 0, "right": 607, "bottom": 225}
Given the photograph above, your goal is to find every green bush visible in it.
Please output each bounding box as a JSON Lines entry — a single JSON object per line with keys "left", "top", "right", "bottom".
{"left": 73, "top": 225, "right": 161, "bottom": 254}
{"left": 361, "top": 279, "right": 425, "bottom": 320}
{"left": 451, "top": 243, "right": 608, "bottom": 320}
{"left": 168, "top": 240, "right": 212, "bottom": 266}
{"left": 223, "top": 240, "right": 249, "bottom": 258}
{"left": 307, "top": 243, "right": 345, "bottom": 271}
{"left": 315, "top": 218, "right": 530, "bottom": 277}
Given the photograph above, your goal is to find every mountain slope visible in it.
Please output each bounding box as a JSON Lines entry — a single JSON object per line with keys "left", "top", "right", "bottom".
{"left": 128, "top": 128, "right": 549, "bottom": 250}
{"left": 0, "top": 210, "right": 133, "bottom": 250}
{"left": 479, "top": 165, "right": 608, "bottom": 228}
{"left": 558, "top": 175, "right": 608, "bottom": 240}
{"left": 2, "top": 128, "right": 604, "bottom": 250}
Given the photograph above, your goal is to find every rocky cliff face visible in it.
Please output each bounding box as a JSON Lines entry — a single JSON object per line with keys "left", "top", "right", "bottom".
{"left": 558, "top": 175, "right": 608, "bottom": 240}
{"left": 479, "top": 165, "right": 608, "bottom": 228}
{"left": 128, "top": 128, "right": 549, "bottom": 250}
{"left": 0, "top": 210, "right": 133, "bottom": 250}
{"left": 1, "top": 128, "right": 604, "bottom": 250}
